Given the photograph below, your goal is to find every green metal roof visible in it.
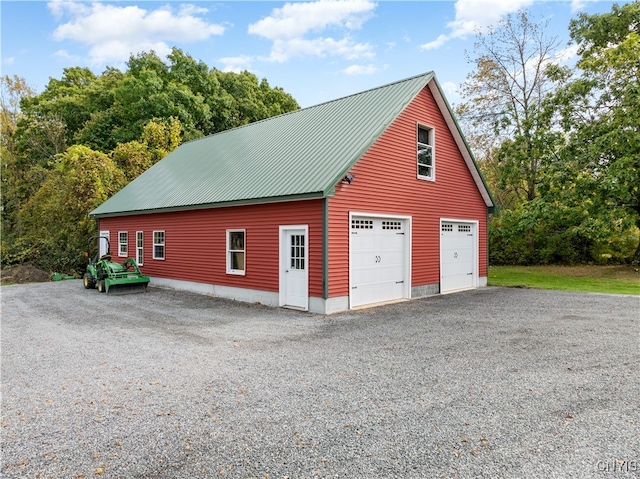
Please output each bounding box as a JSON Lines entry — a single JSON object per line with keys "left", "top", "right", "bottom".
{"left": 91, "top": 72, "right": 493, "bottom": 217}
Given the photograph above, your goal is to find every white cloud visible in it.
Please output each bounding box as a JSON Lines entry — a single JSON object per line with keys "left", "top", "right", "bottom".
{"left": 219, "top": 55, "right": 254, "bottom": 73}
{"left": 179, "top": 4, "right": 210, "bottom": 16}
{"left": 249, "top": 0, "right": 375, "bottom": 39}
{"left": 249, "top": 0, "right": 377, "bottom": 63}
{"left": 570, "top": 0, "right": 598, "bottom": 13}
{"left": 268, "top": 36, "right": 374, "bottom": 63}
{"left": 48, "top": 1, "right": 225, "bottom": 65}
{"left": 441, "top": 81, "right": 462, "bottom": 105}
{"left": 421, "top": 34, "right": 449, "bottom": 51}
{"left": 54, "top": 49, "right": 81, "bottom": 62}
{"left": 48, "top": 0, "right": 89, "bottom": 19}
{"left": 554, "top": 44, "right": 579, "bottom": 64}
{"left": 421, "top": 0, "right": 534, "bottom": 50}
{"left": 342, "top": 64, "right": 378, "bottom": 75}
{"left": 3, "top": 56, "right": 16, "bottom": 65}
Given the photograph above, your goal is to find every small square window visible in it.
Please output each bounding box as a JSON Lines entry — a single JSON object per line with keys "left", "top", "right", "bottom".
{"left": 227, "top": 229, "right": 245, "bottom": 275}
{"left": 417, "top": 125, "right": 435, "bottom": 181}
{"left": 153, "top": 231, "right": 165, "bottom": 260}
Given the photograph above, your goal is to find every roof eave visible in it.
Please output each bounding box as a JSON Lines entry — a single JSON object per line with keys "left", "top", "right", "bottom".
{"left": 90, "top": 191, "right": 328, "bottom": 219}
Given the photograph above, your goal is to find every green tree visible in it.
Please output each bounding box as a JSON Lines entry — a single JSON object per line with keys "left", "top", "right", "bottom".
{"left": 18, "top": 145, "right": 126, "bottom": 272}
{"left": 15, "top": 67, "right": 124, "bottom": 163}
{"left": 5, "top": 48, "right": 300, "bottom": 271}
{"left": 76, "top": 59, "right": 207, "bottom": 151}
{"left": 74, "top": 50, "right": 300, "bottom": 150}
{"left": 1, "top": 75, "right": 37, "bottom": 243}
{"left": 212, "top": 70, "right": 299, "bottom": 131}
{"left": 459, "top": 11, "right": 565, "bottom": 206}
{"left": 461, "top": 6, "right": 638, "bottom": 265}
{"left": 17, "top": 48, "right": 300, "bottom": 154}
{"left": 112, "top": 117, "right": 183, "bottom": 181}
{"left": 19, "top": 67, "right": 102, "bottom": 145}
{"left": 552, "top": 2, "right": 640, "bottom": 264}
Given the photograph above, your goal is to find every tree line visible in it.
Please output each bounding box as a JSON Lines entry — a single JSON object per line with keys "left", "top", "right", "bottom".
{"left": 1, "top": 3, "right": 638, "bottom": 274}
{"left": 458, "top": 3, "right": 639, "bottom": 266}
{"left": 1, "top": 49, "right": 299, "bottom": 273}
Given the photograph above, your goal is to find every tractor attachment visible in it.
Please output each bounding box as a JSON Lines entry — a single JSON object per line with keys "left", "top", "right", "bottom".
{"left": 84, "top": 236, "right": 150, "bottom": 295}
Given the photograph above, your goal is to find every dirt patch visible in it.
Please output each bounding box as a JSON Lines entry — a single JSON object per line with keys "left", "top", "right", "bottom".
{"left": 1, "top": 264, "right": 51, "bottom": 284}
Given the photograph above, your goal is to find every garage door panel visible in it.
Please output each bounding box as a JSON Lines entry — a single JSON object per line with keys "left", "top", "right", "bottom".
{"left": 379, "top": 234, "right": 403, "bottom": 250}
{"left": 362, "top": 235, "right": 376, "bottom": 250}
{"left": 351, "top": 216, "right": 408, "bottom": 308}
{"left": 441, "top": 221, "right": 476, "bottom": 293}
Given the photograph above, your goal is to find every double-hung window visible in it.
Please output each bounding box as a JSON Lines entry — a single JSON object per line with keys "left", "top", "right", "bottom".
{"left": 153, "top": 231, "right": 165, "bottom": 260}
{"left": 227, "top": 229, "right": 245, "bottom": 275}
{"left": 417, "top": 125, "right": 435, "bottom": 181}
{"left": 118, "top": 232, "right": 128, "bottom": 257}
{"left": 136, "top": 231, "right": 144, "bottom": 265}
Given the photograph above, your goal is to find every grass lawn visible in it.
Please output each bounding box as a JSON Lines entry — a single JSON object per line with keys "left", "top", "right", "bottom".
{"left": 488, "top": 265, "right": 640, "bottom": 295}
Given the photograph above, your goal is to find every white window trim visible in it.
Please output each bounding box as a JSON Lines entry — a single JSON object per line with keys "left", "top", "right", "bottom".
{"left": 153, "top": 230, "right": 165, "bottom": 260}
{"left": 136, "top": 231, "right": 144, "bottom": 266}
{"left": 417, "top": 124, "right": 436, "bottom": 182}
{"left": 226, "top": 229, "right": 246, "bottom": 276}
{"left": 118, "top": 231, "right": 128, "bottom": 257}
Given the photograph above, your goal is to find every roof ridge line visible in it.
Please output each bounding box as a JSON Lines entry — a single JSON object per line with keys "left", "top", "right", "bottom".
{"left": 298, "top": 70, "right": 435, "bottom": 110}
{"left": 180, "top": 71, "right": 436, "bottom": 145}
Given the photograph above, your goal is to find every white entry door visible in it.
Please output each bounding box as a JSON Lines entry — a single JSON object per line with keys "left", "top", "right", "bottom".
{"left": 440, "top": 220, "right": 477, "bottom": 293}
{"left": 279, "top": 226, "right": 309, "bottom": 310}
{"left": 350, "top": 216, "right": 409, "bottom": 308}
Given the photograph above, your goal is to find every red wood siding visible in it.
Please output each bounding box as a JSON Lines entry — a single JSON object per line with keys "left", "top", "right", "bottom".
{"left": 99, "top": 199, "right": 324, "bottom": 297}
{"left": 328, "top": 87, "right": 488, "bottom": 298}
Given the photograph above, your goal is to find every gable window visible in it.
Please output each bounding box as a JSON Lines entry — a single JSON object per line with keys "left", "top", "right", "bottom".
{"left": 118, "top": 231, "right": 128, "bottom": 257}
{"left": 136, "top": 231, "right": 144, "bottom": 265}
{"left": 227, "top": 229, "right": 245, "bottom": 275}
{"left": 153, "top": 231, "right": 165, "bottom": 260}
{"left": 417, "top": 125, "right": 435, "bottom": 181}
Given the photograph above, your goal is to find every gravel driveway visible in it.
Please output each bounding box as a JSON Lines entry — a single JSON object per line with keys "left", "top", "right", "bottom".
{"left": 1, "top": 281, "right": 638, "bottom": 478}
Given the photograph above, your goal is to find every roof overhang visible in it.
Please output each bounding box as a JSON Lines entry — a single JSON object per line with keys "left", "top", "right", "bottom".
{"left": 90, "top": 191, "right": 328, "bottom": 219}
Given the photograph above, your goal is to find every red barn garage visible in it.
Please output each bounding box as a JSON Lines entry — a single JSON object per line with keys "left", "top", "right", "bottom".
{"left": 91, "top": 72, "right": 495, "bottom": 313}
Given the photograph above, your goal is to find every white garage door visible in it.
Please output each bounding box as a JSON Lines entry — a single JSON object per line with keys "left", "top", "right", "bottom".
{"left": 440, "top": 220, "right": 477, "bottom": 293}
{"left": 350, "top": 216, "right": 409, "bottom": 308}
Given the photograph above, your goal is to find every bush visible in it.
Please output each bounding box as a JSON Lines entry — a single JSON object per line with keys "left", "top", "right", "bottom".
{"left": 1, "top": 238, "right": 40, "bottom": 269}
{"left": 489, "top": 200, "right": 637, "bottom": 265}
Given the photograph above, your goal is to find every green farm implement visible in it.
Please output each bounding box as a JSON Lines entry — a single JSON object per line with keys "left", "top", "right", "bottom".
{"left": 83, "top": 236, "right": 150, "bottom": 295}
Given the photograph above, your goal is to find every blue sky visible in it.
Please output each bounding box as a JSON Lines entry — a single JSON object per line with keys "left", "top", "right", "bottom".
{"left": 0, "top": 0, "right": 627, "bottom": 108}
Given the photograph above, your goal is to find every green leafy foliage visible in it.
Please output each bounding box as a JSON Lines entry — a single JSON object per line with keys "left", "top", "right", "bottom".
{"left": 1, "top": 50, "right": 300, "bottom": 273}
{"left": 112, "top": 117, "right": 182, "bottom": 181}
{"left": 459, "top": 11, "right": 564, "bottom": 206}
{"left": 18, "top": 146, "right": 126, "bottom": 272}
{"left": 464, "top": 6, "right": 640, "bottom": 265}
{"left": 489, "top": 199, "right": 637, "bottom": 265}
{"left": 556, "top": 2, "right": 640, "bottom": 264}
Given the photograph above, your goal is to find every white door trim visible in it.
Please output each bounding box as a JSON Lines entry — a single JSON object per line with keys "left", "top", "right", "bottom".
{"left": 349, "top": 212, "right": 412, "bottom": 308}
{"left": 279, "top": 225, "right": 309, "bottom": 310}
{"left": 439, "top": 218, "right": 479, "bottom": 293}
